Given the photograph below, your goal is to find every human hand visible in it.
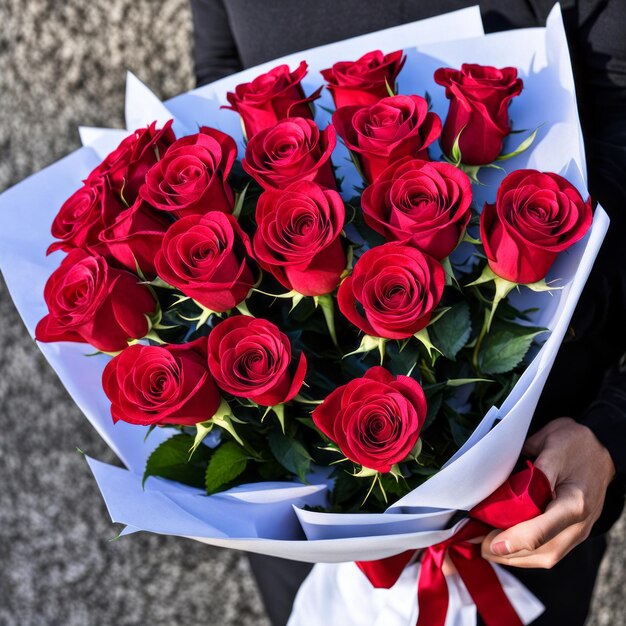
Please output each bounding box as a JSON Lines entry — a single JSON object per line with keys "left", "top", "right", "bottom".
{"left": 481, "top": 417, "right": 615, "bottom": 569}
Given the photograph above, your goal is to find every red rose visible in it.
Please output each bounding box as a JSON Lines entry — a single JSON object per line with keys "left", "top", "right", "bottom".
{"left": 225, "top": 61, "right": 320, "bottom": 139}
{"left": 102, "top": 336, "right": 221, "bottom": 426}
{"left": 361, "top": 158, "right": 472, "bottom": 260}
{"left": 98, "top": 199, "right": 171, "bottom": 279}
{"left": 48, "top": 177, "right": 126, "bottom": 255}
{"left": 87, "top": 120, "right": 176, "bottom": 203}
{"left": 321, "top": 50, "right": 406, "bottom": 109}
{"left": 480, "top": 170, "right": 593, "bottom": 284}
{"left": 332, "top": 95, "right": 441, "bottom": 182}
{"left": 434, "top": 64, "right": 523, "bottom": 166}
{"left": 312, "top": 366, "right": 426, "bottom": 472}
{"left": 253, "top": 181, "right": 346, "bottom": 296}
{"left": 140, "top": 127, "right": 236, "bottom": 218}
{"left": 154, "top": 212, "right": 256, "bottom": 312}
{"left": 242, "top": 118, "right": 337, "bottom": 191}
{"left": 207, "top": 316, "right": 307, "bottom": 407}
{"left": 35, "top": 249, "right": 156, "bottom": 352}
{"left": 337, "top": 243, "right": 445, "bottom": 339}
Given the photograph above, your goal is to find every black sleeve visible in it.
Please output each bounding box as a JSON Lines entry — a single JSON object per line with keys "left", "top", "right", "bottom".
{"left": 189, "top": 0, "right": 243, "bottom": 86}
{"left": 572, "top": 0, "right": 626, "bottom": 484}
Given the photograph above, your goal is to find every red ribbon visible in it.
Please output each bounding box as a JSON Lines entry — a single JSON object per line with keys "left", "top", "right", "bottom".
{"left": 356, "top": 462, "right": 553, "bottom": 626}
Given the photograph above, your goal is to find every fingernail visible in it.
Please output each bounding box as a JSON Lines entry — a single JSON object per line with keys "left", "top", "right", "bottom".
{"left": 491, "top": 540, "right": 511, "bottom": 556}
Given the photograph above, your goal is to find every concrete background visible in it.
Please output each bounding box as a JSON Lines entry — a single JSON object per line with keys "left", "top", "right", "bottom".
{"left": 0, "top": 1, "right": 623, "bottom": 624}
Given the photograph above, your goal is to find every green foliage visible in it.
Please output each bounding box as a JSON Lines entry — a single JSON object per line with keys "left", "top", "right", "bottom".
{"left": 143, "top": 434, "right": 212, "bottom": 489}
{"left": 478, "top": 322, "right": 545, "bottom": 374}
{"left": 268, "top": 432, "right": 312, "bottom": 483}
{"left": 205, "top": 441, "right": 251, "bottom": 495}
{"left": 430, "top": 301, "right": 472, "bottom": 360}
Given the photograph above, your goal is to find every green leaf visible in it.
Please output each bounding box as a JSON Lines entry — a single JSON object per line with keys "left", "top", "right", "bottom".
{"left": 422, "top": 391, "right": 443, "bottom": 430}
{"left": 429, "top": 301, "right": 472, "bottom": 360}
{"left": 268, "top": 432, "right": 312, "bottom": 483}
{"left": 143, "top": 434, "right": 212, "bottom": 489}
{"left": 478, "top": 322, "right": 547, "bottom": 375}
{"left": 448, "top": 415, "right": 473, "bottom": 447}
{"left": 332, "top": 469, "right": 364, "bottom": 507}
{"left": 204, "top": 441, "right": 250, "bottom": 495}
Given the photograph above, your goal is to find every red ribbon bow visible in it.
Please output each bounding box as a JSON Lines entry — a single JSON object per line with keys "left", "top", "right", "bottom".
{"left": 356, "top": 462, "right": 553, "bottom": 626}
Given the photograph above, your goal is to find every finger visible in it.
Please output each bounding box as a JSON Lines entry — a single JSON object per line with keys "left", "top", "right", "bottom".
{"left": 482, "top": 521, "right": 588, "bottom": 569}
{"left": 522, "top": 428, "right": 549, "bottom": 457}
{"left": 483, "top": 493, "right": 581, "bottom": 557}
{"left": 522, "top": 417, "right": 573, "bottom": 458}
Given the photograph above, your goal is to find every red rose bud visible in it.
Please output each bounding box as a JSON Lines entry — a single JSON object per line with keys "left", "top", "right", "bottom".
{"left": 361, "top": 158, "right": 472, "bottom": 260}
{"left": 225, "top": 61, "right": 319, "bottom": 139}
{"left": 154, "top": 212, "right": 256, "bottom": 312}
{"left": 337, "top": 243, "right": 445, "bottom": 340}
{"left": 103, "top": 336, "right": 221, "bottom": 426}
{"left": 253, "top": 181, "right": 346, "bottom": 297}
{"left": 87, "top": 120, "right": 176, "bottom": 204}
{"left": 332, "top": 95, "right": 441, "bottom": 183}
{"left": 321, "top": 49, "right": 406, "bottom": 109}
{"left": 480, "top": 170, "right": 592, "bottom": 284}
{"left": 207, "top": 316, "right": 307, "bottom": 407}
{"left": 98, "top": 199, "right": 171, "bottom": 279}
{"left": 48, "top": 177, "right": 126, "bottom": 256}
{"left": 140, "top": 127, "right": 236, "bottom": 218}
{"left": 313, "top": 366, "right": 426, "bottom": 473}
{"left": 434, "top": 64, "right": 523, "bottom": 166}
{"left": 242, "top": 118, "right": 337, "bottom": 191}
{"left": 35, "top": 249, "right": 156, "bottom": 352}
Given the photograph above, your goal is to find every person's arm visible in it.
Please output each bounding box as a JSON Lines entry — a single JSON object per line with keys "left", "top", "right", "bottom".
{"left": 482, "top": 0, "right": 626, "bottom": 569}
{"left": 189, "top": 0, "right": 243, "bottom": 86}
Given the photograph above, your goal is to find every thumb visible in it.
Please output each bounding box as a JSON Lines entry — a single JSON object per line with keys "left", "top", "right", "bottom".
{"left": 522, "top": 428, "right": 549, "bottom": 457}
{"left": 484, "top": 496, "right": 574, "bottom": 557}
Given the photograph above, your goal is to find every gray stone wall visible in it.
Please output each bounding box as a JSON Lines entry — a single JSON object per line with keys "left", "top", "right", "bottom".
{"left": 0, "top": 1, "right": 622, "bottom": 624}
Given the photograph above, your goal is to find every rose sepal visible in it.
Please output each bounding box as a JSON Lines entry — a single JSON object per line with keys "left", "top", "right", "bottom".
{"left": 261, "top": 403, "right": 287, "bottom": 433}
{"left": 413, "top": 327, "right": 442, "bottom": 361}
{"left": 467, "top": 265, "right": 562, "bottom": 332}
{"left": 253, "top": 287, "right": 339, "bottom": 348}
{"left": 446, "top": 126, "right": 539, "bottom": 183}
{"left": 343, "top": 335, "right": 387, "bottom": 364}
{"left": 190, "top": 398, "right": 246, "bottom": 457}
{"left": 313, "top": 294, "right": 339, "bottom": 348}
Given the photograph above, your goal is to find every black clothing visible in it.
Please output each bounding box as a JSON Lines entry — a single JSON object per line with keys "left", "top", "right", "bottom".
{"left": 190, "top": 1, "right": 626, "bottom": 624}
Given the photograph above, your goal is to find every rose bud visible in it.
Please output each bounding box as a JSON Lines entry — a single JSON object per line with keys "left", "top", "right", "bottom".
{"left": 361, "top": 158, "right": 472, "bottom": 260}
{"left": 434, "top": 64, "right": 523, "bottom": 166}
{"left": 207, "top": 316, "right": 307, "bottom": 407}
{"left": 313, "top": 366, "right": 426, "bottom": 473}
{"left": 35, "top": 249, "right": 156, "bottom": 353}
{"left": 332, "top": 95, "right": 441, "bottom": 183}
{"left": 480, "top": 170, "right": 592, "bottom": 284}
{"left": 154, "top": 212, "right": 256, "bottom": 313}
{"left": 321, "top": 50, "right": 406, "bottom": 109}
{"left": 87, "top": 120, "right": 176, "bottom": 203}
{"left": 98, "top": 199, "right": 171, "bottom": 279}
{"left": 242, "top": 118, "right": 337, "bottom": 191}
{"left": 337, "top": 243, "right": 445, "bottom": 339}
{"left": 140, "top": 126, "right": 237, "bottom": 218}
{"left": 48, "top": 177, "right": 126, "bottom": 256}
{"left": 102, "top": 336, "right": 221, "bottom": 427}
{"left": 225, "top": 61, "right": 320, "bottom": 139}
{"left": 253, "top": 181, "right": 346, "bottom": 297}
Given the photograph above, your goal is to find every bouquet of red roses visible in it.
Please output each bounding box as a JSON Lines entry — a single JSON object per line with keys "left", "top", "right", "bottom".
{"left": 36, "top": 50, "right": 590, "bottom": 512}
{"left": 0, "top": 6, "right": 609, "bottom": 626}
